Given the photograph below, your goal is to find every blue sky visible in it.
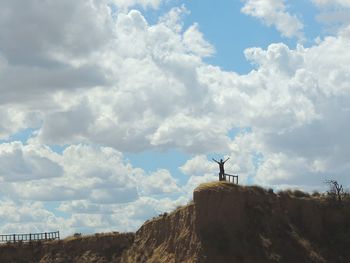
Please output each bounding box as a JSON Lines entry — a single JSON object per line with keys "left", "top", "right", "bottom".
{"left": 0, "top": 0, "right": 350, "bottom": 236}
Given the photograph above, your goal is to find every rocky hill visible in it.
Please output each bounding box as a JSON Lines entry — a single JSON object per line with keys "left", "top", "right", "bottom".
{"left": 1, "top": 181, "right": 350, "bottom": 262}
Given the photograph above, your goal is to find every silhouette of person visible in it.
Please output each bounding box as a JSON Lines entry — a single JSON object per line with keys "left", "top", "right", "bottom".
{"left": 212, "top": 157, "right": 230, "bottom": 181}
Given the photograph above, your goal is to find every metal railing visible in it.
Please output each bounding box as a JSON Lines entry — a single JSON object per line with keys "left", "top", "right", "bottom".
{"left": 224, "top": 173, "right": 239, "bottom": 184}
{"left": 0, "top": 231, "right": 60, "bottom": 243}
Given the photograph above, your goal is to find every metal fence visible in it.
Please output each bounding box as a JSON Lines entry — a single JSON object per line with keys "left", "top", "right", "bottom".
{"left": 225, "top": 173, "right": 239, "bottom": 184}
{"left": 0, "top": 231, "right": 60, "bottom": 243}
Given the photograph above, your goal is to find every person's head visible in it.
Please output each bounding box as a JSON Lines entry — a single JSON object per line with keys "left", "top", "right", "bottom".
{"left": 220, "top": 159, "right": 223, "bottom": 162}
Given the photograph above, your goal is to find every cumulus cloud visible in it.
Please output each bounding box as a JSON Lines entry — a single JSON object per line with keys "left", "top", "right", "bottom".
{"left": 183, "top": 23, "right": 215, "bottom": 57}
{"left": 0, "top": 108, "right": 37, "bottom": 139}
{"left": 0, "top": 142, "right": 62, "bottom": 182}
{"left": 312, "top": 0, "right": 350, "bottom": 30}
{"left": 254, "top": 152, "right": 329, "bottom": 190}
{"left": 3, "top": 1, "right": 349, "bottom": 188}
{"left": 1, "top": 0, "right": 350, "bottom": 235}
{"left": 241, "top": 26, "right": 350, "bottom": 188}
{"left": 0, "top": 2, "right": 221, "bottom": 153}
{"left": 0, "top": 200, "right": 67, "bottom": 235}
{"left": 180, "top": 155, "right": 216, "bottom": 177}
{"left": 0, "top": 0, "right": 113, "bottom": 137}
{"left": 311, "top": 0, "right": 350, "bottom": 8}
{"left": 0, "top": 142, "right": 185, "bottom": 235}
{"left": 138, "top": 169, "right": 180, "bottom": 195}
{"left": 0, "top": 0, "right": 114, "bottom": 63}
{"left": 241, "top": 0, "right": 304, "bottom": 39}
{"left": 110, "top": 0, "right": 162, "bottom": 10}
{"left": 24, "top": 7, "right": 221, "bottom": 153}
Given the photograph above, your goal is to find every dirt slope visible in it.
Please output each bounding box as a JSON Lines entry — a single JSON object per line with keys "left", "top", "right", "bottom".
{"left": 122, "top": 182, "right": 350, "bottom": 263}
{"left": 0, "top": 232, "right": 134, "bottom": 263}
{"left": 120, "top": 203, "right": 202, "bottom": 263}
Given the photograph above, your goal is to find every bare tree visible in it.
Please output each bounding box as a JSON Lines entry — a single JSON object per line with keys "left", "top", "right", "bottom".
{"left": 325, "top": 179, "right": 344, "bottom": 202}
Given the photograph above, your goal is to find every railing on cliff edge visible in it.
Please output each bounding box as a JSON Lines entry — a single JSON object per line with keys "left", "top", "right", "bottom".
{"left": 0, "top": 231, "right": 60, "bottom": 243}
{"left": 223, "top": 173, "right": 239, "bottom": 184}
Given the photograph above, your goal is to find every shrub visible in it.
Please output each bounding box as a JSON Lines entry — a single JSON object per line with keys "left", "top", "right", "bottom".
{"left": 292, "top": 190, "right": 310, "bottom": 198}
{"left": 250, "top": 185, "right": 267, "bottom": 195}
{"left": 312, "top": 191, "right": 321, "bottom": 197}
{"left": 277, "top": 189, "right": 293, "bottom": 197}
{"left": 325, "top": 179, "right": 349, "bottom": 204}
{"left": 73, "top": 233, "right": 82, "bottom": 238}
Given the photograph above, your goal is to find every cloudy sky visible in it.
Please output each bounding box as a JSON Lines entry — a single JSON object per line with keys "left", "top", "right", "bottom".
{"left": 0, "top": 0, "right": 350, "bottom": 236}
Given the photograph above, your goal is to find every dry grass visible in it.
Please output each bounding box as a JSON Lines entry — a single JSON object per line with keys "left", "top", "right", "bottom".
{"left": 195, "top": 181, "right": 238, "bottom": 192}
{"left": 196, "top": 181, "right": 270, "bottom": 196}
{"left": 62, "top": 231, "right": 120, "bottom": 242}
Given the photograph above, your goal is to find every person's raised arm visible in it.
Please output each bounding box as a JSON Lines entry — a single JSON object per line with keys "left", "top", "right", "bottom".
{"left": 223, "top": 157, "right": 230, "bottom": 163}
{"left": 212, "top": 158, "right": 219, "bottom": 164}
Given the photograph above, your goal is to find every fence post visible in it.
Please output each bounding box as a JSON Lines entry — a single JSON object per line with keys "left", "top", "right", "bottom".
{"left": 0, "top": 231, "right": 59, "bottom": 243}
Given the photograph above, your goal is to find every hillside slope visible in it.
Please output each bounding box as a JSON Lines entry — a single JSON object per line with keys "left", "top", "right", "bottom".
{"left": 0, "top": 232, "right": 134, "bottom": 263}
{"left": 122, "top": 182, "right": 350, "bottom": 263}
{"left": 1, "top": 182, "right": 350, "bottom": 262}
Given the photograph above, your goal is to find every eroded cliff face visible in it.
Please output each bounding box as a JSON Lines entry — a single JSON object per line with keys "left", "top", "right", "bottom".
{"left": 120, "top": 203, "right": 203, "bottom": 263}
{"left": 193, "top": 182, "right": 350, "bottom": 263}
{"left": 124, "top": 182, "right": 350, "bottom": 263}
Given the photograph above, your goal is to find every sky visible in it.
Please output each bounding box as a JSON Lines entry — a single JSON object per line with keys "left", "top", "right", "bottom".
{"left": 0, "top": 0, "right": 350, "bottom": 237}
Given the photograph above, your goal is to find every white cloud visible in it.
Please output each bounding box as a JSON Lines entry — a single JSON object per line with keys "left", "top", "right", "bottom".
{"left": 316, "top": 10, "right": 350, "bottom": 29}
{"left": 0, "top": 143, "right": 134, "bottom": 202}
{"left": 138, "top": 169, "right": 180, "bottom": 195}
{"left": 180, "top": 155, "right": 216, "bottom": 177}
{"left": 0, "top": 2, "right": 221, "bottom": 154}
{"left": 311, "top": 0, "right": 350, "bottom": 30}
{"left": 181, "top": 174, "right": 217, "bottom": 198}
{"left": 0, "top": 142, "right": 62, "bottom": 182}
{"left": 58, "top": 200, "right": 106, "bottom": 214}
{"left": 0, "top": 108, "right": 33, "bottom": 139}
{"left": 149, "top": 114, "right": 232, "bottom": 153}
{"left": 24, "top": 8, "right": 220, "bottom": 153}
{"left": 0, "top": 200, "right": 67, "bottom": 235}
{"left": 110, "top": 0, "right": 162, "bottom": 10}
{"left": 0, "top": 201, "right": 52, "bottom": 223}
{"left": 244, "top": 43, "right": 305, "bottom": 76}
{"left": 1, "top": 0, "right": 350, "bottom": 235}
{"left": 312, "top": 0, "right": 350, "bottom": 8}
{"left": 183, "top": 23, "right": 215, "bottom": 57}
{"left": 0, "top": 142, "right": 187, "bottom": 235}
{"left": 242, "top": 26, "right": 350, "bottom": 188}
{"left": 241, "top": 0, "right": 304, "bottom": 39}
{"left": 158, "top": 5, "right": 189, "bottom": 33}
{"left": 0, "top": 0, "right": 114, "bottom": 62}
